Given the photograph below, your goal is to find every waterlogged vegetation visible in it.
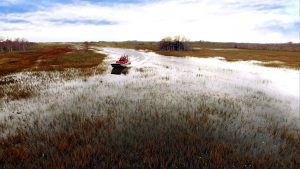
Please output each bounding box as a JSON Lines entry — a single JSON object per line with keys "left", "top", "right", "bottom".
{"left": 95, "top": 41, "right": 300, "bottom": 69}
{"left": 156, "top": 48, "right": 300, "bottom": 68}
{"left": 0, "top": 46, "right": 299, "bottom": 168}
{"left": 1, "top": 108, "right": 299, "bottom": 169}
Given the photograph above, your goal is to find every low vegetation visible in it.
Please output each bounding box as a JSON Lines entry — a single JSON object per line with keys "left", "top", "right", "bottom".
{"left": 193, "top": 41, "right": 300, "bottom": 52}
{"left": 0, "top": 103, "right": 299, "bottom": 169}
{"left": 95, "top": 41, "right": 158, "bottom": 51}
{"left": 0, "top": 43, "right": 106, "bottom": 76}
{"left": 156, "top": 48, "right": 300, "bottom": 68}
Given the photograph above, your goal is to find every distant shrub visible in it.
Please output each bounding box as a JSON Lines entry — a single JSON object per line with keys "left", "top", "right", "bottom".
{"left": 159, "top": 35, "right": 191, "bottom": 51}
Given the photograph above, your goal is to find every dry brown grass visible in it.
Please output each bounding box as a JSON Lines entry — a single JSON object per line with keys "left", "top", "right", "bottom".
{"left": 0, "top": 83, "right": 35, "bottom": 101}
{"left": 0, "top": 43, "right": 107, "bottom": 101}
{"left": 156, "top": 49, "right": 300, "bottom": 69}
{"left": 190, "top": 41, "right": 300, "bottom": 52}
{"left": 0, "top": 111, "right": 299, "bottom": 169}
{"left": 95, "top": 41, "right": 158, "bottom": 51}
{"left": 0, "top": 43, "right": 106, "bottom": 76}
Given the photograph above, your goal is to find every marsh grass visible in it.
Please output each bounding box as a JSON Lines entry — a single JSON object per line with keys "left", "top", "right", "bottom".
{"left": 0, "top": 44, "right": 106, "bottom": 76}
{"left": 161, "top": 76, "right": 170, "bottom": 81}
{"left": 155, "top": 49, "right": 300, "bottom": 69}
{"left": 0, "top": 65, "right": 106, "bottom": 102}
{"left": 0, "top": 44, "right": 107, "bottom": 100}
{"left": 0, "top": 47, "right": 299, "bottom": 168}
{"left": 136, "top": 68, "right": 145, "bottom": 73}
{"left": 0, "top": 104, "right": 299, "bottom": 169}
{"left": 0, "top": 83, "right": 35, "bottom": 101}
{"left": 95, "top": 41, "right": 158, "bottom": 51}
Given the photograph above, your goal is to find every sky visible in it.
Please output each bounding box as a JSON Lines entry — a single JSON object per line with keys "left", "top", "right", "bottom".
{"left": 0, "top": 0, "right": 299, "bottom": 42}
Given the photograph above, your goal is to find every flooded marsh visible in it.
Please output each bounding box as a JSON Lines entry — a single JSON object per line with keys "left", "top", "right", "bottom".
{"left": 0, "top": 47, "right": 299, "bottom": 168}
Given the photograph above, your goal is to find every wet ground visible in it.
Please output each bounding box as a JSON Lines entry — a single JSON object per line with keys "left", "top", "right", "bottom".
{"left": 0, "top": 48, "right": 299, "bottom": 152}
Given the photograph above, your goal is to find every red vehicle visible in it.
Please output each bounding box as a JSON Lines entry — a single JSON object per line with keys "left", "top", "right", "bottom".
{"left": 111, "top": 55, "right": 131, "bottom": 68}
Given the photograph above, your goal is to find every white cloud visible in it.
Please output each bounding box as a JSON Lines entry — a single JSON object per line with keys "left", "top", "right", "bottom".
{"left": 0, "top": 0, "right": 298, "bottom": 42}
{"left": 0, "top": 0, "right": 22, "bottom": 5}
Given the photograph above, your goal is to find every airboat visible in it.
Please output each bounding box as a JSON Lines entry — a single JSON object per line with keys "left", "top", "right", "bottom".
{"left": 111, "top": 55, "right": 131, "bottom": 68}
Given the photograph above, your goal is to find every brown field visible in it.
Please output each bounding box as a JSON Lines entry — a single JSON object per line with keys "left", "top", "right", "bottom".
{"left": 0, "top": 43, "right": 106, "bottom": 76}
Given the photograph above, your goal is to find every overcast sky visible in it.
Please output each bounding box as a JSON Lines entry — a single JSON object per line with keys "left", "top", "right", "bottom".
{"left": 0, "top": 0, "right": 299, "bottom": 42}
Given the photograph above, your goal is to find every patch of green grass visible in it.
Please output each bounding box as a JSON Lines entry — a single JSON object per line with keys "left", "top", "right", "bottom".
{"left": 57, "top": 50, "right": 103, "bottom": 65}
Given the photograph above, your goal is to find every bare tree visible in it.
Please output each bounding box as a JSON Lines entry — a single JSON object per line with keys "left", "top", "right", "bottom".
{"left": 0, "top": 36, "right": 4, "bottom": 53}
{"left": 14, "top": 38, "right": 21, "bottom": 51}
{"left": 0, "top": 37, "right": 32, "bottom": 53}
{"left": 161, "top": 36, "right": 173, "bottom": 42}
{"left": 174, "top": 35, "right": 189, "bottom": 42}
{"left": 6, "top": 39, "right": 13, "bottom": 52}
{"left": 20, "top": 38, "right": 29, "bottom": 51}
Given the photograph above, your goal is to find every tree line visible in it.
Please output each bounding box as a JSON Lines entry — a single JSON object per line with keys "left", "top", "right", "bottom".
{"left": 159, "top": 36, "right": 191, "bottom": 51}
{"left": 0, "top": 37, "right": 32, "bottom": 53}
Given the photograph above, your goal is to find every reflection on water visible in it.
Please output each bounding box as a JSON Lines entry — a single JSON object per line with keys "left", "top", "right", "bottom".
{"left": 111, "top": 67, "right": 130, "bottom": 75}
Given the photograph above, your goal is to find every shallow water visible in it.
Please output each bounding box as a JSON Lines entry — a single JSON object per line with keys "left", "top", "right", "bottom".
{"left": 0, "top": 47, "right": 299, "bottom": 135}
{"left": 102, "top": 47, "right": 299, "bottom": 114}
